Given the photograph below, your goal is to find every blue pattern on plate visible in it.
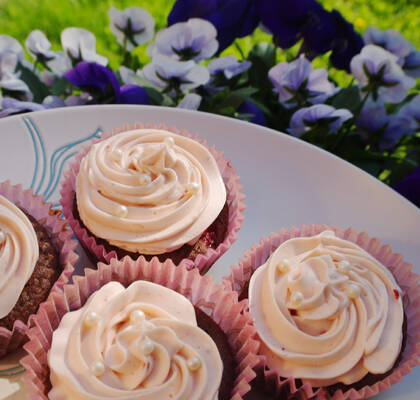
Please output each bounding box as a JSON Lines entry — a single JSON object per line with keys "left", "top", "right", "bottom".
{"left": 23, "top": 116, "right": 102, "bottom": 203}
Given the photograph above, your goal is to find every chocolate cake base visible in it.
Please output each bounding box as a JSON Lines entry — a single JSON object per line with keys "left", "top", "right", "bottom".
{"left": 0, "top": 212, "right": 60, "bottom": 331}
{"left": 194, "top": 306, "right": 236, "bottom": 400}
{"left": 72, "top": 193, "right": 229, "bottom": 272}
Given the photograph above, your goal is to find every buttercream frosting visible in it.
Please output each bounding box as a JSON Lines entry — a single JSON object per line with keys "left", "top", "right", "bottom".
{"left": 249, "top": 230, "right": 404, "bottom": 386}
{"left": 0, "top": 195, "right": 39, "bottom": 319}
{"left": 48, "top": 281, "right": 223, "bottom": 400}
{"left": 76, "top": 129, "right": 226, "bottom": 254}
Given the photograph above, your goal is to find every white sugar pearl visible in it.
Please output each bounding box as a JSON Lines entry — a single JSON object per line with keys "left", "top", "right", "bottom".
{"left": 130, "top": 309, "right": 145, "bottom": 324}
{"left": 91, "top": 361, "right": 105, "bottom": 377}
{"left": 187, "top": 356, "right": 201, "bottom": 371}
{"left": 84, "top": 311, "right": 100, "bottom": 327}
{"left": 290, "top": 291, "right": 304, "bottom": 307}
{"left": 346, "top": 283, "right": 361, "bottom": 299}
{"left": 337, "top": 260, "right": 351, "bottom": 274}
{"left": 115, "top": 205, "right": 128, "bottom": 218}
{"left": 138, "top": 173, "right": 152, "bottom": 185}
{"left": 142, "top": 339, "right": 155, "bottom": 355}
{"left": 164, "top": 137, "right": 175, "bottom": 148}
{"left": 276, "top": 259, "right": 290, "bottom": 273}
{"left": 0, "top": 230, "right": 5, "bottom": 245}
{"left": 186, "top": 183, "right": 199, "bottom": 195}
{"left": 111, "top": 148, "right": 123, "bottom": 161}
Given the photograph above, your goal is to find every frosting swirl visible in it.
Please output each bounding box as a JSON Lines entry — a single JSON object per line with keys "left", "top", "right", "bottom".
{"left": 249, "top": 230, "right": 404, "bottom": 386}
{"left": 48, "top": 281, "right": 223, "bottom": 400}
{"left": 76, "top": 129, "right": 226, "bottom": 254}
{"left": 0, "top": 195, "right": 39, "bottom": 319}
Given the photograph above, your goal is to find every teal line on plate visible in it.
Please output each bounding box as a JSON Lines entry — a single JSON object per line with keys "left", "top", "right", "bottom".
{"left": 0, "top": 365, "right": 25, "bottom": 377}
{"left": 44, "top": 151, "right": 77, "bottom": 200}
{"left": 23, "top": 117, "right": 39, "bottom": 190}
{"left": 24, "top": 117, "right": 47, "bottom": 195}
{"left": 43, "top": 127, "right": 102, "bottom": 199}
{"left": 0, "top": 369, "right": 25, "bottom": 377}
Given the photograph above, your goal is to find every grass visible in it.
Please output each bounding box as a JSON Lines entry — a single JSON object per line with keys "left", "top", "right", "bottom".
{"left": 0, "top": 0, "right": 418, "bottom": 69}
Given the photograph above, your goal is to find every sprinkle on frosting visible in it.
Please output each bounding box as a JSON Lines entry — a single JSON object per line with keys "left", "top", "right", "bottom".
{"left": 0, "top": 195, "right": 39, "bottom": 319}
{"left": 76, "top": 129, "right": 226, "bottom": 254}
{"left": 48, "top": 281, "right": 223, "bottom": 400}
{"left": 249, "top": 230, "right": 404, "bottom": 387}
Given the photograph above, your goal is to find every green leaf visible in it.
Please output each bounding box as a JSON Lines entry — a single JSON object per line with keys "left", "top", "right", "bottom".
{"left": 51, "top": 77, "right": 69, "bottom": 96}
{"left": 144, "top": 87, "right": 164, "bottom": 105}
{"left": 212, "top": 87, "right": 258, "bottom": 112}
{"left": 330, "top": 86, "right": 361, "bottom": 114}
{"left": 17, "top": 63, "right": 50, "bottom": 102}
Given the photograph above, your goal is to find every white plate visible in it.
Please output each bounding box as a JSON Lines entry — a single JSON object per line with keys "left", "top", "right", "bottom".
{"left": 0, "top": 105, "right": 418, "bottom": 399}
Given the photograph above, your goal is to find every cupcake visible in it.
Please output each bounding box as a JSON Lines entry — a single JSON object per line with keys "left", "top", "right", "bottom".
{"left": 0, "top": 181, "right": 77, "bottom": 357}
{"left": 60, "top": 123, "right": 244, "bottom": 274}
{"left": 223, "top": 225, "right": 420, "bottom": 399}
{"left": 21, "top": 257, "right": 260, "bottom": 400}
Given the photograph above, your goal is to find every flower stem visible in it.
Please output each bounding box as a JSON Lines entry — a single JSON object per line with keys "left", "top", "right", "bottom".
{"left": 234, "top": 41, "right": 245, "bottom": 60}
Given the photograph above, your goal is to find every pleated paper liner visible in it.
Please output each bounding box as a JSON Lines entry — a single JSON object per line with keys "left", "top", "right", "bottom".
{"left": 21, "top": 256, "right": 261, "bottom": 400}
{"left": 223, "top": 224, "right": 420, "bottom": 399}
{"left": 60, "top": 122, "right": 245, "bottom": 274}
{"left": 0, "top": 181, "right": 78, "bottom": 358}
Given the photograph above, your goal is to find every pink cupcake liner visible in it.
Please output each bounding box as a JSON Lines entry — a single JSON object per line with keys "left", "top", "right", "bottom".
{"left": 21, "top": 256, "right": 260, "bottom": 399}
{"left": 60, "top": 122, "right": 245, "bottom": 274}
{"left": 0, "top": 181, "right": 78, "bottom": 358}
{"left": 222, "top": 224, "right": 420, "bottom": 399}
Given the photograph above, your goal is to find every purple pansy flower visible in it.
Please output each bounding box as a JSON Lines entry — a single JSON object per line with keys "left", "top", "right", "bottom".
{"left": 398, "top": 95, "right": 420, "bottom": 133}
{"left": 350, "top": 45, "right": 416, "bottom": 103}
{"left": 393, "top": 167, "right": 420, "bottom": 208}
{"left": 364, "top": 27, "right": 411, "bottom": 60}
{"left": 65, "top": 61, "right": 120, "bottom": 102}
{"left": 258, "top": 0, "right": 329, "bottom": 49}
{"left": 238, "top": 100, "right": 266, "bottom": 126}
{"left": 403, "top": 47, "right": 420, "bottom": 79}
{"left": 289, "top": 104, "right": 352, "bottom": 137}
{"left": 120, "top": 84, "right": 149, "bottom": 105}
{"left": 150, "top": 18, "right": 218, "bottom": 62}
{"left": 356, "top": 100, "right": 412, "bottom": 149}
{"left": 0, "top": 97, "right": 45, "bottom": 117}
{"left": 168, "top": 0, "right": 259, "bottom": 52}
{"left": 329, "top": 10, "right": 364, "bottom": 71}
{"left": 268, "top": 54, "right": 336, "bottom": 108}
{"left": 208, "top": 55, "right": 251, "bottom": 79}
{"left": 65, "top": 62, "right": 148, "bottom": 105}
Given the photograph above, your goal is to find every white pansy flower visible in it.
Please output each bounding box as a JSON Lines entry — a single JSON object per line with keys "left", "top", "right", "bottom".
{"left": 142, "top": 54, "right": 209, "bottom": 94}
{"left": 119, "top": 66, "right": 138, "bottom": 85}
{"left": 177, "top": 93, "right": 202, "bottom": 110}
{"left": 0, "top": 51, "right": 30, "bottom": 93}
{"left": 208, "top": 55, "right": 251, "bottom": 79}
{"left": 149, "top": 18, "right": 218, "bottom": 62}
{"left": 25, "top": 30, "right": 55, "bottom": 61}
{"left": 108, "top": 7, "right": 155, "bottom": 50}
{"left": 0, "top": 35, "right": 24, "bottom": 61}
{"left": 61, "top": 28, "right": 108, "bottom": 66}
{"left": 47, "top": 51, "right": 72, "bottom": 76}
{"left": 43, "top": 95, "right": 66, "bottom": 108}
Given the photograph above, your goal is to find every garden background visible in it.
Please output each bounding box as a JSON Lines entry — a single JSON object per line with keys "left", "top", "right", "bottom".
{"left": 1, "top": 0, "right": 419, "bottom": 73}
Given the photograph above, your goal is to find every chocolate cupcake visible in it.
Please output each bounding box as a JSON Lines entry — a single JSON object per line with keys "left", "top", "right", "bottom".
{"left": 22, "top": 257, "right": 260, "bottom": 400}
{"left": 223, "top": 225, "right": 420, "bottom": 399}
{"left": 60, "top": 123, "right": 244, "bottom": 274}
{"left": 0, "top": 181, "right": 77, "bottom": 357}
